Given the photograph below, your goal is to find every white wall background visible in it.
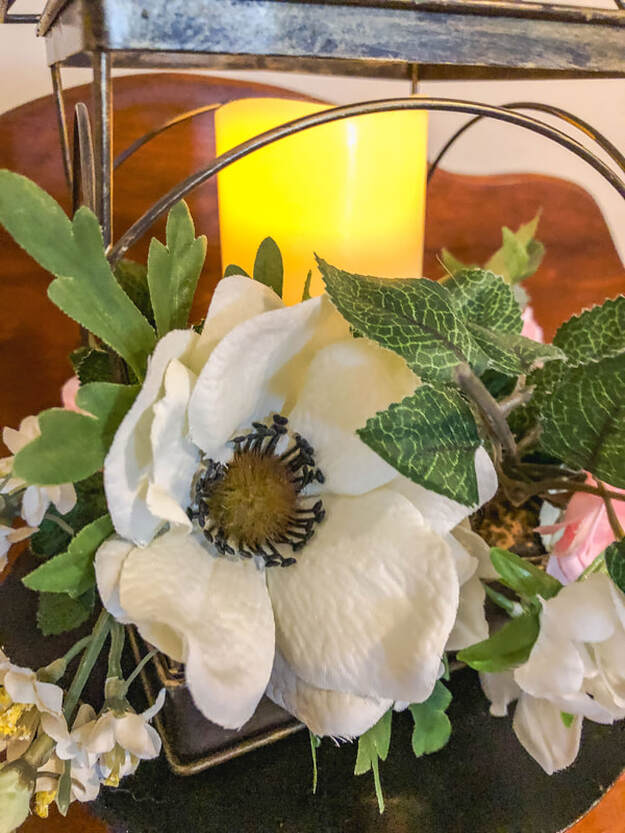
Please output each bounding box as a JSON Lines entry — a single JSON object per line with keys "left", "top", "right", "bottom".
{"left": 2, "top": 0, "right": 624, "bottom": 262}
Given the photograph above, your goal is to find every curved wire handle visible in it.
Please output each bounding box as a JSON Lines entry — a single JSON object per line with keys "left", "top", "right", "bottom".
{"left": 428, "top": 101, "right": 625, "bottom": 183}
{"left": 72, "top": 102, "right": 96, "bottom": 214}
{"left": 108, "top": 96, "right": 625, "bottom": 268}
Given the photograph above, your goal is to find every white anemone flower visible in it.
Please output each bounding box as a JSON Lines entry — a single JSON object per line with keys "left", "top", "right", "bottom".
{"left": 480, "top": 573, "right": 625, "bottom": 773}
{"left": 1, "top": 416, "right": 77, "bottom": 527}
{"left": 0, "top": 650, "right": 67, "bottom": 760}
{"left": 96, "top": 276, "right": 497, "bottom": 737}
{"left": 0, "top": 525, "right": 36, "bottom": 574}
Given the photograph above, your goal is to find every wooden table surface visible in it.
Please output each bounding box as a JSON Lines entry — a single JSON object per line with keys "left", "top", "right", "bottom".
{"left": 1, "top": 73, "right": 625, "bottom": 832}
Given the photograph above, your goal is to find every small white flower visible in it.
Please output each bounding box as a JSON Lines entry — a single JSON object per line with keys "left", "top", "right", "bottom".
{"left": 0, "top": 525, "right": 36, "bottom": 574}
{"left": 480, "top": 573, "right": 625, "bottom": 773}
{"left": 96, "top": 276, "right": 498, "bottom": 737}
{"left": 0, "top": 650, "right": 67, "bottom": 760}
{"left": 72, "top": 689, "right": 165, "bottom": 787}
{"left": 1, "top": 416, "right": 77, "bottom": 527}
{"left": 0, "top": 761, "right": 35, "bottom": 833}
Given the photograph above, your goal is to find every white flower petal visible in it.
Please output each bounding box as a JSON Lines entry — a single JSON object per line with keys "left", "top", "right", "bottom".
{"left": 479, "top": 671, "right": 521, "bottom": 717}
{"left": 267, "top": 651, "right": 391, "bottom": 739}
{"left": 545, "top": 573, "right": 619, "bottom": 643}
{"left": 147, "top": 358, "right": 200, "bottom": 530}
{"left": 188, "top": 296, "right": 328, "bottom": 456}
{"left": 118, "top": 529, "right": 274, "bottom": 729}
{"left": 94, "top": 536, "right": 135, "bottom": 622}
{"left": 446, "top": 573, "right": 488, "bottom": 651}
{"left": 387, "top": 446, "right": 498, "bottom": 536}
{"left": 104, "top": 328, "right": 198, "bottom": 546}
{"left": 512, "top": 694, "right": 582, "bottom": 775}
{"left": 514, "top": 609, "right": 586, "bottom": 698}
{"left": 79, "top": 713, "right": 116, "bottom": 755}
{"left": 48, "top": 483, "right": 77, "bottom": 516}
{"left": 594, "top": 631, "right": 625, "bottom": 709}
{"left": 21, "top": 485, "right": 49, "bottom": 527}
{"left": 141, "top": 687, "right": 167, "bottom": 723}
{"left": 444, "top": 531, "right": 478, "bottom": 586}
{"left": 268, "top": 490, "right": 458, "bottom": 704}
{"left": 287, "top": 338, "right": 418, "bottom": 495}
{"left": 191, "top": 275, "right": 283, "bottom": 371}
{"left": 114, "top": 713, "right": 161, "bottom": 759}
{"left": 3, "top": 415, "right": 40, "bottom": 454}
{"left": 452, "top": 521, "right": 498, "bottom": 580}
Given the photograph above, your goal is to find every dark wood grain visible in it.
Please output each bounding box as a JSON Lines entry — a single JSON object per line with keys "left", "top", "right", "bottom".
{"left": 1, "top": 72, "right": 624, "bottom": 833}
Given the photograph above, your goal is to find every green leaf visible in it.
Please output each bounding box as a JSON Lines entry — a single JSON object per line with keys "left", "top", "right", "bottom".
{"left": 224, "top": 263, "right": 249, "bottom": 278}
{"left": 13, "top": 410, "right": 108, "bottom": 485}
{"left": 539, "top": 356, "right": 625, "bottom": 488}
{"left": 70, "top": 347, "right": 118, "bottom": 385}
{"left": 55, "top": 761, "right": 72, "bottom": 816}
{"left": 30, "top": 473, "right": 107, "bottom": 559}
{"left": 457, "top": 611, "right": 540, "bottom": 672}
{"left": 36, "top": 587, "right": 95, "bottom": 636}
{"left": 147, "top": 200, "right": 207, "bottom": 338}
{"left": 75, "top": 382, "right": 139, "bottom": 448}
{"left": 443, "top": 269, "right": 522, "bottom": 335}
{"left": 440, "top": 248, "right": 470, "bottom": 277}
{"left": 552, "top": 296, "right": 625, "bottom": 366}
{"left": 485, "top": 213, "right": 544, "bottom": 284}
{"left": 46, "top": 207, "right": 156, "bottom": 380}
{"left": 468, "top": 325, "right": 565, "bottom": 376}
{"left": 358, "top": 385, "right": 481, "bottom": 505}
{"left": 23, "top": 515, "right": 113, "bottom": 598}
{"left": 490, "top": 547, "right": 562, "bottom": 600}
{"left": 114, "top": 259, "right": 154, "bottom": 325}
{"left": 606, "top": 539, "right": 625, "bottom": 594}
{"left": 302, "top": 269, "right": 312, "bottom": 301}
{"left": 13, "top": 384, "right": 138, "bottom": 486}
{"left": 309, "top": 732, "right": 321, "bottom": 794}
{"left": 354, "top": 709, "right": 392, "bottom": 814}
{"left": 253, "top": 237, "right": 283, "bottom": 298}
{"left": 409, "top": 681, "right": 452, "bottom": 758}
{"left": 561, "top": 711, "right": 575, "bottom": 729}
{"left": 318, "top": 257, "right": 487, "bottom": 383}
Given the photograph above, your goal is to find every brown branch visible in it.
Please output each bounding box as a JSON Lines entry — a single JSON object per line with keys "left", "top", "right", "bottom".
{"left": 597, "top": 481, "right": 625, "bottom": 540}
{"left": 454, "top": 363, "right": 517, "bottom": 458}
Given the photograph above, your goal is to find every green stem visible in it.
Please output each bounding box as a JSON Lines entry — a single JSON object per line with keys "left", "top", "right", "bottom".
{"left": 43, "top": 512, "right": 75, "bottom": 536}
{"left": 107, "top": 620, "right": 125, "bottom": 681}
{"left": 371, "top": 756, "right": 385, "bottom": 814}
{"left": 63, "top": 610, "right": 112, "bottom": 722}
{"left": 484, "top": 584, "right": 523, "bottom": 617}
{"left": 62, "top": 635, "right": 93, "bottom": 668}
{"left": 123, "top": 649, "right": 157, "bottom": 694}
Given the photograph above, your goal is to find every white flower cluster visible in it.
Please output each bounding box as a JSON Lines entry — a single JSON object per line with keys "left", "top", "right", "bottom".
{"left": 481, "top": 573, "right": 625, "bottom": 774}
{"left": 0, "top": 649, "right": 163, "bottom": 831}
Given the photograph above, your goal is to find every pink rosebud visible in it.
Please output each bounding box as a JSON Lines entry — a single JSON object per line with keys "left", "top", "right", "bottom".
{"left": 537, "top": 476, "right": 625, "bottom": 583}
{"left": 521, "top": 306, "right": 544, "bottom": 343}
{"left": 61, "top": 376, "right": 87, "bottom": 414}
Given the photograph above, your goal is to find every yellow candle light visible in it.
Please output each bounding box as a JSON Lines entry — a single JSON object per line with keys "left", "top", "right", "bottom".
{"left": 215, "top": 98, "right": 428, "bottom": 306}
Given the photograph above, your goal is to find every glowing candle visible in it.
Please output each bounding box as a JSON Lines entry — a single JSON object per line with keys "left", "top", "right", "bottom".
{"left": 215, "top": 98, "right": 428, "bottom": 306}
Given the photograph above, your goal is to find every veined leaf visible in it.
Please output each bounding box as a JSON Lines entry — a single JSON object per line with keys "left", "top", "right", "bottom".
{"left": 468, "top": 325, "right": 565, "bottom": 376}
{"left": 457, "top": 611, "right": 540, "bottom": 673}
{"left": 443, "top": 269, "right": 522, "bottom": 335}
{"left": 552, "top": 296, "right": 625, "bottom": 366}
{"left": 490, "top": 547, "right": 562, "bottom": 600}
{"left": 358, "top": 385, "right": 481, "bottom": 505}
{"left": 254, "top": 237, "right": 283, "bottom": 298}
{"left": 409, "top": 681, "right": 452, "bottom": 757}
{"left": 70, "top": 347, "right": 118, "bottom": 385}
{"left": 0, "top": 172, "right": 156, "bottom": 379}
{"left": 605, "top": 539, "right": 625, "bottom": 595}
{"left": 318, "top": 257, "right": 488, "bottom": 383}
{"left": 147, "top": 200, "right": 206, "bottom": 338}
{"left": 23, "top": 515, "right": 113, "bottom": 598}
{"left": 539, "top": 356, "right": 625, "bottom": 488}
{"left": 354, "top": 709, "right": 392, "bottom": 814}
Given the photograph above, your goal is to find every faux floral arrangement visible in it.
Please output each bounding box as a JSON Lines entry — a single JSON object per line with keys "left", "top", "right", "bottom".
{"left": 0, "top": 169, "right": 624, "bottom": 829}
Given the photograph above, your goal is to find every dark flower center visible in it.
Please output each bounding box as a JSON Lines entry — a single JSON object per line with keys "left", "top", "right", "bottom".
{"left": 188, "top": 415, "right": 325, "bottom": 567}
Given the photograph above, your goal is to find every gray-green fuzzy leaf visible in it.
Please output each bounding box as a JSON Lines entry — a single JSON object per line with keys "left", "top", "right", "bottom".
{"left": 37, "top": 588, "right": 95, "bottom": 636}
{"left": 23, "top": 515, "right": 113, "bottom": 598}
{"left": 318, "top": 257, "right": 488, "bottom": 382}
{"left": 358, "top": 385, "right": 481, "bottom": 505}
{"left": 254, "top": 237, "right": 283, "bottom": 298}
{"left": 485, "top": 213, "right": 544, "bottom": 284}
{"left": 147, "top": 201, "right": 206, "bottom": 338}
{"left": 0, "top": 172, "right": 156, "bottom": 379}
